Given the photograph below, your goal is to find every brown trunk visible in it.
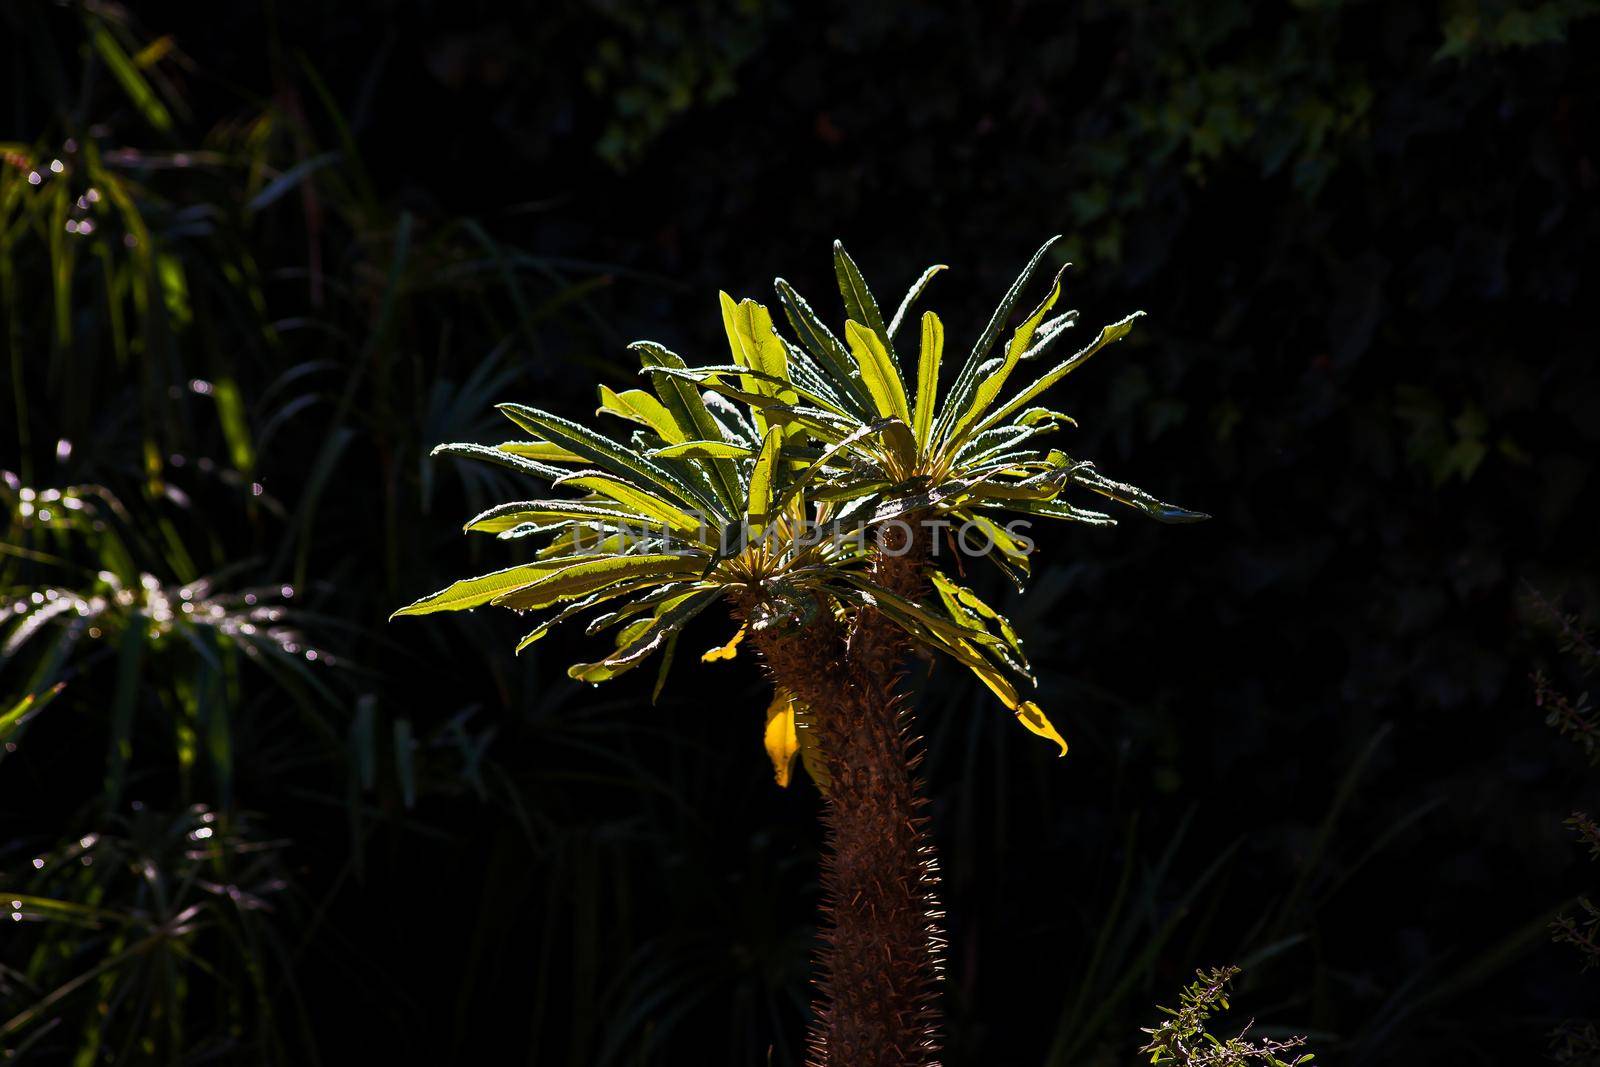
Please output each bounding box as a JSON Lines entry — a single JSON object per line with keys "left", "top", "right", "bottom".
{"left": 743, "top": 532, "right": 943, "bottom": 1067}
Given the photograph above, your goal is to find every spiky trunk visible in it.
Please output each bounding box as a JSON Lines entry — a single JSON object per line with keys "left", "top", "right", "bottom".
{"left": 745, "top": 537, "right": 943, "bottom": 1067}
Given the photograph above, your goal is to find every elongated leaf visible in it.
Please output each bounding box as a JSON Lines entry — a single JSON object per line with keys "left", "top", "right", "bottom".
{"left": 844, "top": 320, "right": 910, "bottom": 423}
{"left": 651, "top": 627, "right": 681, "bottom": 703}
{"left": 0, "top": 683, "right": 63, "bottom": 747}
{"left": 392, "top": 559, "right": 586, "bottom": 617}
{"left": 89, "top": 21, "right": 174, "bottom": 132}
{"left": 597, "top": 386, "right": 686, "bottom": 443}
{"left": 936, "top": 235, "right": 1060, "bottom": 442}
{"left": 780, "top": 338, "right": 853, "bottom": 412}
{"left": 568, "top": 589, "right": 718, "bottom": 682}
{"left": 650, "top": 440, "right": 752, "bottom": 459}
{"left": 774, "top": 417, "right": 897, "bottom": 513}
{"left": 764, "top": 689, "right": 801, "bottom": 788}
{"left": 497, "top": 440, "right": 589, "bottom": 463}
{"left": 493, "top": 553, "right": 704, "bottom": 611}
{"left": 432, "top": 441, "right": 564, "bottom": 481}
{"left": 913, "top": 310, "right": 944, "bottom": 451}
{"left": 748, "top": 426, "right": 783, "bottom": 531}
{"left": 584, "top": 581, "right": 704, "bottom": 635}
{"left": 949, "top": 266, "right": 1066, "bottom": 446}
{"left": 1073, "top": 468, "right": 1209, "bottom": 523}
{"left": 630, "top": 341, "right": 744, "bottom": 514}
{"left": 1015, "top": 701, "right": 1068, "bottom": 756}
{"left": 839, "top": 574, "right": 1011, "bottom": 659}
{"left": 774, "top": 277, "right": 873, "bottom": 410}
{"left": 977, "top": 311, "right": 1144, "bottom": 432}
{"left": 833, "top": 241, "right": 899, "bottom": 374}
{"left": 889, "top": 263, "right": 947, "bottom": 340}
{"left": 1020, "top": 310, "right": 1079, "bottom": 361}
{"left": 951, "top": 512, "right": 1032, "bottom": 588}
{"left": 641, "top": 370, "right": 856, "bottom": 444}
{"left": 463, "top": 499, "right": 670, "bottom": 534}
{"left": 930, "top": 571, "right": 1029, "bottom": 668}
{"left": 701, "top": 626, "right": 745, "bottom": 662}
{"left": 641, "top": 363, "right": 854, "bottom": 420}
{"left": 719, "top": 294, "right": 792, "bottom": 384}
{"left": 555, "top": 472, "right": 707, "bottom": 532}
{"left": 995, "top": 497, "right": 1117, "bottom": 526}
{"left": 497, "top": 403, "right": 719, "bottom": 516}
{"left": 838, "top": 580, "right": 1050, "bottom": 751}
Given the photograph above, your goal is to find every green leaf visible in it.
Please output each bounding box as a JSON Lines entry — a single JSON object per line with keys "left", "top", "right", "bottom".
{"left": 888, "top": 264, "right": 947, "bottom": 340}
{"left": 597, "top": 386, "right": 687, "bottom": 443}
{"left": 493, "top": 553, "right": 705, "bottom": 611}
{"left": 89, "top": 20, "right": 174, "bottom": 132}
{"left": 643, "top": 364, "right": 852, "bottom": 419}
{"left": 515, "top": 579, "right": 678, "bottom": 652}
{"left": 747, "top": 426, "right": 783, "bottom": 531}
{"left": 844, "top": 320, "right": 910, "bottom": 424}
{"left": 838, "top": 574, "right": 1011, "bottom": 661}
{"left": 0, "top": 683, "right": 63, "bottom": 747}
{"left": 497, "top": 403, "right": 719, "bottom": 516}
{"left": 568, "top": 589, "right": 719, "bottom": 683}
{"left": 719, "top": 294, "right": 792, "bottom": 384}
{"left": 774, "top": 277, "right": 873, "bottom": 411}
{"left": 496, "top": 440, "right": 590, "bottom": 463}
{"left": 996, "top": 497, "right": 1117, "bottom": 526}
{"left": 930, "top": 571, "right": 1030, "bottom": 670}
{"left": 463, "top": 499, "right": 672, "bottom": 534}
{"left": 1074, "top": 469, "right": 1209, "bottom": 523}
{"left": 936, "top": 235, "right": 1060, "bottom": 442}
{"left": 837, "top": 578, "right": 1056, "bottom": 751}
{"left": 554, "top": 472, "right": 707, "bottom": 532}
{"left": 913, "top": 310, "right": 944, "bottom": 451}
{"left": 833, "top": 241, "right": 894, "bottom": 366}
{"left": 630, "top": 341, "right": 744, "bottom": 515}
{"left": 652, "top": 627, "right": 681, "bottom": 703}
{"left": 774, "top": 418, "right": 898, "bottom": 514}
{"left": 641, "top": 370, "right": 856, "bottom": 444}
{"left": 948, "top": 266, "right": 1066, "bottom": 446}
{"left": 649, "top": 440, "right": 753, "bottom": 459}
{"left": 977, "top": 311, "right": 1145, "bottom": 432}
{"left": 392, "top": 560, "right": 584, "bottom": 617}
{"left": 432, "top": 441, "right": 564, "bottom": 481}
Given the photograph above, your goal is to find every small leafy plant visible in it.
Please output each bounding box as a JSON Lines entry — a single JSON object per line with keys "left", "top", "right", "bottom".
{"left": 1140, "top": 966, "right": 1314, "bottom": 1067}
{"left": 395, "top": 238, "right": 1202, "bottom": 1065}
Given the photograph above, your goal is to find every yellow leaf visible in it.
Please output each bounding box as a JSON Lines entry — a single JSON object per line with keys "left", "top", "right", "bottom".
{"left": 950, "top": 266, "right": 1065, "bottom": 446}
{"left": 747, "top": 426, "right": 782, "bottom": 531}
{"left": 913, "top": 310, "right": 944, "bottom": 450}
{"left": 596, "top": 386, "right": 687, "bottom": 443}
{"left": 719, "top": 293, "right": 794, "bottom": 435}
{"left": 764, "top": 689, "right": 801, "bottom": 788}
{"left": 844, "top": 320, "right": 910, "bottom": 424}
{"left": 702, "top": 626, "right": 745, "bottom": 662}
{"left": 1015, "top": 700, "right": 1068, "bottom": 757}
{"left": 497, "top": 440, "right": 588, "bottom": 463}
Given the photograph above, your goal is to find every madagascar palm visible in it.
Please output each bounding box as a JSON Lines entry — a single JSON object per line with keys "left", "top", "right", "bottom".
{"left": 395, "top": 239, "right": 1199, "bottom": 1067}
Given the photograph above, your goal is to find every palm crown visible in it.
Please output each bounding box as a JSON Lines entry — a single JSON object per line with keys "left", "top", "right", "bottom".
{"left": 394, "top": 238, "right": 1202, "bottom": 786}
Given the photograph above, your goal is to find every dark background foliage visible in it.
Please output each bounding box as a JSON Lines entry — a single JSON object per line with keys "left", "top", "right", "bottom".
{"left": 2, "top": 0, "right": 1597, "bottom": 1063}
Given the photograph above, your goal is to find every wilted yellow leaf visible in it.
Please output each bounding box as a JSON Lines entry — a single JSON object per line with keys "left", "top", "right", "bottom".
{"left": 764, "top": 689, "right": 801, "bottom": 787}
{"left": 1015, "top": 701, "right": 1068, "bottom": 757}
{"left": 702, "top": 626, "right": 745, "bottom": 663}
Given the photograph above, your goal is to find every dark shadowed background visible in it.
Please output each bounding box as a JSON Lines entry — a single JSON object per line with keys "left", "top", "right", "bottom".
{"left": 2, "top": 1, "right": 1597, "bottom": 1063}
